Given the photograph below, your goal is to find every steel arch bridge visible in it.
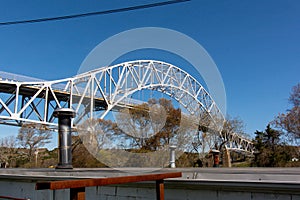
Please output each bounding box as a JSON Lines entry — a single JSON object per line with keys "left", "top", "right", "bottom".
{"left": 0, "top": 60, "right": 253, "bottom": 153}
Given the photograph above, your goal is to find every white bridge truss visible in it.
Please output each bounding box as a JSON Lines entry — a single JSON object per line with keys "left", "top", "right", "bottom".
{"left": 0, "top": 60, "right": 253, "bottom": 153}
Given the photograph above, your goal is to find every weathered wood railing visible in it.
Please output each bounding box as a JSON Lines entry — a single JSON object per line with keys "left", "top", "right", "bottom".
{"left": 36, "top": 172, "right": 182, "bottom": 200}
{"left": 0, "top": 196, "right": 29, "bottom": 200}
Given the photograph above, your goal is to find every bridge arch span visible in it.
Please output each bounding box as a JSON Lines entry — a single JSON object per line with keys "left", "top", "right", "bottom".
{"left": 95, "top": 60, "right": 224, "bottom": 132}
{"left": 0, "top": 60, "right": 253, "bottom": 153}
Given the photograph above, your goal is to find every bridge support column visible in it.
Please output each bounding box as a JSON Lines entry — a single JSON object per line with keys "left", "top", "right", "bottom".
{"left": 222, "top": 148, "right": 232, "bottom": 167}
{"left": 53, "top": 108, "right": 76, "bottom": 169}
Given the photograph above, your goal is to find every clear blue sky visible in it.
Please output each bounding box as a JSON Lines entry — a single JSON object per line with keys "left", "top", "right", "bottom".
{"left": 0, "top": 0, "right": 299, "bottom": 141}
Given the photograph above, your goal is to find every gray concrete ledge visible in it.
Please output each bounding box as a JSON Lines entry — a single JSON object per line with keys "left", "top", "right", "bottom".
{"left": 0, "top": 167, "right": 299, "bottom": 183}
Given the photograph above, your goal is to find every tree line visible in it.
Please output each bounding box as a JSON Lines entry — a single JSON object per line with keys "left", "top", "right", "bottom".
{"left": 0, "top": 83, "right": 299, "bottom": 168}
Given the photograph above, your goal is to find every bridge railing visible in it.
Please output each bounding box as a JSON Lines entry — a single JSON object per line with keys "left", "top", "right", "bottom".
{"left": 0, "top": 71, "right": 45, "bottom": 82}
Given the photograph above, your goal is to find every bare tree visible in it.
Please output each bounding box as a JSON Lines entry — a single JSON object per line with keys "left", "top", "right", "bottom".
{"left": 0, "top": 135, "right": 16, "bottom": 149}
{"left": 0, "top": 135, "right": 17, "bottom": 167}
{"left": 222, "top": 116, "right": 250, "bottom": 140}
{"left": 274, "top": 83, "right": 300, "bottom": 143}
{"left": 289, "top": 83, "right": 300, "bottom": 107}
{"left": 115, "top": 98, "right": 181, "bottom": 150}
{"left": 17, "top": 123, "right": 52, "bottom": 162}
{"left": 77, "top": 118, "right": 119, "bottom": 153}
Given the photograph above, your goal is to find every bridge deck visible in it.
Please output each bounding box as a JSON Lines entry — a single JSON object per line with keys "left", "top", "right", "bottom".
{"left": 0, "top": 82, "right": 107, "bottom": 109}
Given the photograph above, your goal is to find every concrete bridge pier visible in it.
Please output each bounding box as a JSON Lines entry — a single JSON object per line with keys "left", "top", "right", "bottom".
{"left": 222, "top": 148, "right": 232, "bottom": 167}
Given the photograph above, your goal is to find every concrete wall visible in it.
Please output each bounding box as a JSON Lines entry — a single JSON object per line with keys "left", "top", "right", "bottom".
{"left": 0, "top": 168, "right": 300, "bottom": 200}
{"left": 85, "top": 181, "right": 300, "bottom": 200}
{"left": 0, "top": 181, "right": 67, "bottom": 200}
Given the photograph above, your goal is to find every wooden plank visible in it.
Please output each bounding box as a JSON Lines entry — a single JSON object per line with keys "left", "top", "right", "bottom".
{"left": 70, "top": 187, "right": 85, "bottom": 200}
{"left": 156, "top": 179, "right": 164, "bottom": 200}
{"left": 0, "top": 196, "right": 28, "bottom": 200}
{"left": 36, "top": 172, "right": 181, "bottom": 190}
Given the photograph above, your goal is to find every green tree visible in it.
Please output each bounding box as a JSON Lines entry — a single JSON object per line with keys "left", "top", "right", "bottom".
{"left": 252, "top": 125, "right": 293, "bottom": 167}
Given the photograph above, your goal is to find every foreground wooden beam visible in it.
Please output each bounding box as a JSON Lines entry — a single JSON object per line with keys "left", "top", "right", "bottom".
{"left": 156, "top": 179, "right": 165, "bottom": 200}
{"left": 0, "top": 196, "right": 29, "bottom": 200}
{"left": 36, "top": 172, "right": 182, "bottom": 200}
{"left": 70, "top": 187, "right": 85, "bottom": 200}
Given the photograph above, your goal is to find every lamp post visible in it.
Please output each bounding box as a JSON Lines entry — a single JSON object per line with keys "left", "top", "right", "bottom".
{"left": 169, "top": 145, "right": 176, "bottom": 168}
{"left": 34, "top": 149, "right": 39, "bottom": 167}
